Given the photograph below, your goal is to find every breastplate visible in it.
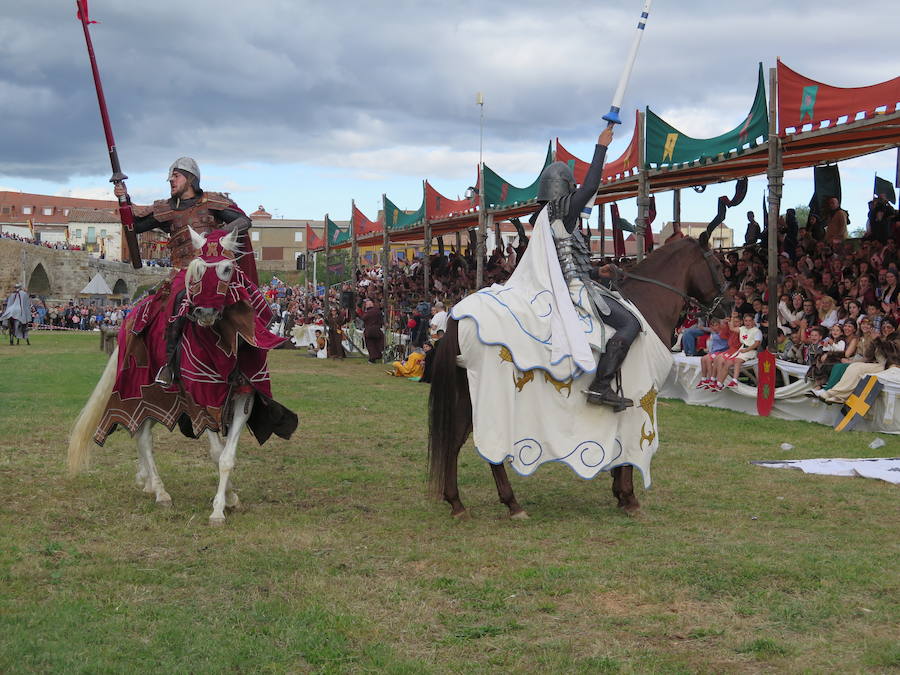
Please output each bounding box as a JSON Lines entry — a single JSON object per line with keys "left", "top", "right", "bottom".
{"left": 153, "top": 198, "right": 223, "bottom": 268}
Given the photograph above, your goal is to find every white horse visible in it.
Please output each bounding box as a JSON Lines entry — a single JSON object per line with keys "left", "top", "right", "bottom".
{"left": 68, "top": 228, "right": 295, "bottom": 525}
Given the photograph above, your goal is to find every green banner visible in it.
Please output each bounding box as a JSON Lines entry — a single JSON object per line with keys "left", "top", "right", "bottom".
{"left": 383, "top": 194, "right": 425, "bottom": 231}
{"left": 482, "top": 142, "right": 553, "bottom": 209}
{"left": 645, "top": 63, "right": 768, "bottom": 168}
{"left": 325, "top": 216, "right": 351, "bottom": 246}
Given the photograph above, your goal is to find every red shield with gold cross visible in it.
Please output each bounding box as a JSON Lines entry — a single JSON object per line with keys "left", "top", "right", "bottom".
{"left": 756, "top": 350, "right": 776, "bottom": 417}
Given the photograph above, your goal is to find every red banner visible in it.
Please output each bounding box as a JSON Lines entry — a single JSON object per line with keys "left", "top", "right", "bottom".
{"left": 555, "top": 110, "right": 641, "bottom": 185}
{"left": 351, "top": 205, "right": 383, "bottom": 239}
{"left": 307, "top": 224, "right": 324, "bottom": 251}
{"left": 425, "top": 181, "right": 477, "bottom": 220}
{"left": 778, "top": 59, "right": 900, "bottom": 133}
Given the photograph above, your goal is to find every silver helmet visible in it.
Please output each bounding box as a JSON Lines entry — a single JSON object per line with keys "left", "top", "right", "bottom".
{"left": 168, "top": 157, "right": 201, "bottom": 188}
{"left": 537, "top": 161, "right": 576, "bottom": 202}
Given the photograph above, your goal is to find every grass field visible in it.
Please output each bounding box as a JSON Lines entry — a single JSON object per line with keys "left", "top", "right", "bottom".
{"left": 1, "top": 333, "right": 897, "bottom": 673}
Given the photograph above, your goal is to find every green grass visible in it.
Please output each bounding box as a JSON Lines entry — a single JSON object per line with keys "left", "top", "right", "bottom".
{"left": 0, "top": 333, "right": 897, "bottom": 673}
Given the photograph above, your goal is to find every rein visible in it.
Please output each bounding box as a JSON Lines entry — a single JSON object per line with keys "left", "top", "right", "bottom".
{"left": 621, "top": 247, "right": 726, "bottom": 315}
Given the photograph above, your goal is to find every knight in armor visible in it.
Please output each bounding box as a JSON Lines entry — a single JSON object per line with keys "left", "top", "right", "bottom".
{"left": 113, "top": 157, "right": 256, "bottom": 385}
{"left": 531, "top": 127, "right": 641, "bottom": 412}
{"left": 1, "top": 282, "right": 32, "bottom": 345}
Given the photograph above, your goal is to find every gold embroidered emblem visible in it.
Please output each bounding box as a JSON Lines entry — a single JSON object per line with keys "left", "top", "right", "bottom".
{"left": 543, "top": 372, "right": 572, "bottom": 397}
{"left": 639, "top": 387, "right": 658, "bottom": 449}
{"left": 499, "top": 346, "right": 571, "bottom": 395}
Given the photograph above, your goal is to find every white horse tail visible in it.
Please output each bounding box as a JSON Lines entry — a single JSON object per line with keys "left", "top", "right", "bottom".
{"left": 67, "top": 346, "right": 118, "bottom": 475}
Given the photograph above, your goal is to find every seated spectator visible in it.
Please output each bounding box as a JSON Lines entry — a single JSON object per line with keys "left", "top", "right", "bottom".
{"left": 387, "top": 347, "right": 426, "bottom": 379}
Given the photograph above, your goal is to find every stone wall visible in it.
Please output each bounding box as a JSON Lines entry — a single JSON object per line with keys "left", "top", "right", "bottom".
{"left": 0, "top": 239, "right": 169, "bottom": 304}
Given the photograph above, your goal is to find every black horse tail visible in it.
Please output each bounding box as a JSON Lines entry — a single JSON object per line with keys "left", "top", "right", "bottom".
{"left": 427, "top": 318, "right": 470, "bottom": 499}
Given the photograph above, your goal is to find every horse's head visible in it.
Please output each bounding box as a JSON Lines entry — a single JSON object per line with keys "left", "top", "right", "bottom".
{"left": 183, "top": 228, "right": 242, "bottom": 327}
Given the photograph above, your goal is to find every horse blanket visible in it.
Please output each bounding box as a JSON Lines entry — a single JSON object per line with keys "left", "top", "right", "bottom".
{"left": 451, "top": 207, "right": 673, "bottom": 485}
{"left": 95, "top": 234, "right": 296, "bottom": 445}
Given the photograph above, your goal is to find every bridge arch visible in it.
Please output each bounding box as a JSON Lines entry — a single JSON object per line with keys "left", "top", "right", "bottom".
{"left": 27, "top": 263, "right": 51, "bottom": 296}
{"left": 112, "top": 278, "right": 129, "bottom": 296}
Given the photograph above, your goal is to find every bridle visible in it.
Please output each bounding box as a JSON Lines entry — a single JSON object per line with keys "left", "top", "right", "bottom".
{"left": 622, "top": 244, "right": 727, "bottom": 316}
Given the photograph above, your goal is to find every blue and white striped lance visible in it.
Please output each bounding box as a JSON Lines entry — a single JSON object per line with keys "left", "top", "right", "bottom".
{"left": 602, "top": 0, "right": 653, "bottom": 126}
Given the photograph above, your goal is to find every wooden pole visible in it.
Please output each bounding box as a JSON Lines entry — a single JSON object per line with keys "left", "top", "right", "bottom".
{"left": 766, "top": 67, "right": 783, "bottom": 351}
{"left": 381, "top": 195, "right": 389, "bottom": 310}
{"left": 634, "top": 110, "right": 648, "bottom": 262}
{"left": 455, "top": 230, "right": 462, "bottom": 253}
{"left": 476, "top": 162, "right": 486, "bottom": 288}
{"left": 422, "top": 181, "right": 431, "bottom": 299}
{"left": 673, "top": 188, "right": 681, "bottom": 236}
{"left": 323, "top": 213, "right": 331, "bottom": 320}
{"left": 598, "top": 202, "right": 606, "bottom": 259}
{"left": 350, "top": 199, "right": 359, "bottom": 279}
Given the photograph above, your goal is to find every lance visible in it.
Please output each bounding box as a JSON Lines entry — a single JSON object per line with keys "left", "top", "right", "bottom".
{"left": 602, "top": 0, "right": 653, "bottom": 128}
{"left": 583, "top": 0, "right": 654, "bottom": 221}
{"left": 75, "top": 0, "right": 142, "bottom": 269}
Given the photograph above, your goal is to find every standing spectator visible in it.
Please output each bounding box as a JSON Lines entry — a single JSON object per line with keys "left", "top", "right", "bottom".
{"left": 1, "top": 283, "right": 32, "bottom": 345}
{"left": 429, "top": 301, "right": 448, "bottom": 338}
{"left": 744, "top": 211, "right": 761, "bottom": 247}
{"left": 824, "top": 196, "right": 848, "bottom": 243}
{"left": 359, "top": 300, "right": 384, "bottom": 364}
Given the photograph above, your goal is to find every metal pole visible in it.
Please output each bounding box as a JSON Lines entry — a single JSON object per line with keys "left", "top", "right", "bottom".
{"left": 766, "top": 67, "right": 783, "bottom": 352}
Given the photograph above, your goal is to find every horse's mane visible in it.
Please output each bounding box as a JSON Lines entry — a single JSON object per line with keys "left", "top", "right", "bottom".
{"left": 627, "top": 237, "right": 702, "bottom": 276}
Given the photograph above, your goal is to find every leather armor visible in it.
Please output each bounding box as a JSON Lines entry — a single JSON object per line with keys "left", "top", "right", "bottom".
{"left": 152, "top": 192, "right": 235, "bottom": 268}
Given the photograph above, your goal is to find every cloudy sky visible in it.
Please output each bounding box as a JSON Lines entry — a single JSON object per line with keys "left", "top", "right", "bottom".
{"left": 2, "top": 0, "right": 897, "bottom": 237}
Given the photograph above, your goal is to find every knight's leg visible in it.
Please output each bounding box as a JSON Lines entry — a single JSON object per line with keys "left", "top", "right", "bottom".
{"left": 135, "top": 420, "right": 171, "bottom": 506}
{"left": 585, "top": 300, "right": 641, "bottom": 412}
{"left": 206, "top": 430, "right": 239, "bottom": 509}
{"left": 210, "top": 393, "right": 253, "bottom": 525}
{"left": 489, "top": 463, "right": 527, "bottom": 519}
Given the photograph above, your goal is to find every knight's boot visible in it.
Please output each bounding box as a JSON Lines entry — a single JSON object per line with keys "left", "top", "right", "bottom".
{"left": 585, "top": 337, "right": 634, "bottom": 412}
{"left": 25, "top": 337, "right": 30, "bottom": 345}
{"left": 154, "top": 333, "right": 179, "bottom": 386}
{"left": 155, "top": 315, "right": 185, "bottom": 386}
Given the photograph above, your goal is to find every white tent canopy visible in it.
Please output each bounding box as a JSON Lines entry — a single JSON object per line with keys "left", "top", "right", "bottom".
{"left": 80, "top": 273, "right": 113, "bottom": 296}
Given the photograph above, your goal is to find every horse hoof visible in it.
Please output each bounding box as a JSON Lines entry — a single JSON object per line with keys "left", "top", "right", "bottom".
{"left": 619, "top": 502, "right": 640, "bottom": 516}
{"left": 156, "top": 495, "right": 172, "bottom": 508}
{"left": 451, "top": 509, "right": 470, "bottom": 520}
{"left": 209, "top": 516, "right": 226, "bottom": 527}
{"left": 509, "top": 510, "right": 529, "bottom": 520}
{"left": 225, "top": 494, "right": 240, "bottom": 509}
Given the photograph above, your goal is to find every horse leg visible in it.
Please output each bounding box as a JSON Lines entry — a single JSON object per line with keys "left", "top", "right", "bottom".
{"left": 206, "top": 430, "right": 239, "bottom": 509}
{"left": 615, "top": 465, "right": 640, "bottom": 514}
{"left": 209, "top": 393, "right": 253, "bottom": 526}
{"left": 135, "top": 420, "right": 172, "bottom": 506}
{"left": 489, "top": 463, "right": 528, "bottom": 519}
{"left": 611, "top": 466, "right": 623, "bottom": 503}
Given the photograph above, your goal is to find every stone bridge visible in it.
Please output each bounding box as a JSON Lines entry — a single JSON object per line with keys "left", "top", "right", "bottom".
{"left": 0, "top": 239, "right": 169, "bottom": 304}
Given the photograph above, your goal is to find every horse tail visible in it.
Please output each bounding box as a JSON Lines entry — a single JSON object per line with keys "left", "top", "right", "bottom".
{"left": 67, "top": 346, "right": 118, "bottom": 475}
{"left": 427, "top": 318, "right": 470, "bottom": 499}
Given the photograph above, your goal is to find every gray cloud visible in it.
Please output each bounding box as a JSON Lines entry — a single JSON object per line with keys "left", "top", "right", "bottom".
{"left": 1, "top": 0, "right": 896, "bottom": 184}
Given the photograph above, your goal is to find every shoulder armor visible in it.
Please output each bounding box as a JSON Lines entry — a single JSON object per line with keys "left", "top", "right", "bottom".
{"left": 201, "top": 192, "right": 236, "bottom": 211}
{"left": 151, "top": 198, "right": 175, "bottom": 221}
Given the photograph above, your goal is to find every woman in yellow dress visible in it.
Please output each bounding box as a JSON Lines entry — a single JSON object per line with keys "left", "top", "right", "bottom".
{"left": 388, "top": 348, "right": 427, "bottom": 379}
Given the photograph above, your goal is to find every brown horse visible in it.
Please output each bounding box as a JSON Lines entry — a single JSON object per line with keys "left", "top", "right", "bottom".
{"left": 427, "top": 232, "right": 726, "bottom": 519}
